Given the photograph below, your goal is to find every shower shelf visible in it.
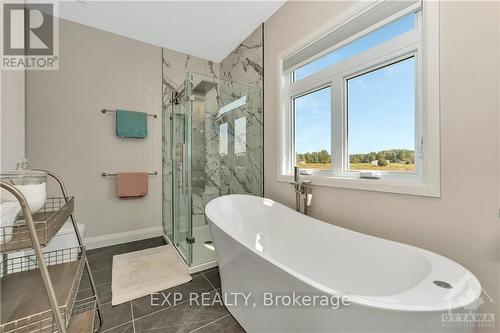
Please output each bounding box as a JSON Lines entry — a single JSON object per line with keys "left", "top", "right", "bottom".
{"left": 0, "top": 247, "right": 86, "bottom": 333}
{"left": 0, "top": 197, "right": 74, "bottom": 253}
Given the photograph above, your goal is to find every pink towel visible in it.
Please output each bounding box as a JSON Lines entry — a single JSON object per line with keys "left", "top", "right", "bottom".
{"left": 116, "top": 172, "right": 148, "bottom": 198}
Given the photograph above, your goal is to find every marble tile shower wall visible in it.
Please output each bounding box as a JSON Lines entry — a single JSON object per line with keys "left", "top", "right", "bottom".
{"left": 211, "top": 83, "right": 263, "bottom": 198}
{"left": 162, "top": 25, "right": 263, "bottom": 233}
{"left": 220, "top": 25, "right": 263, "bottom": 87}
{"left": 218, "top": 25, "right": 264, "bottom": 198}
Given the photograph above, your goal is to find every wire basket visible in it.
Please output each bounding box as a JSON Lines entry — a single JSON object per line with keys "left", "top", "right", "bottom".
{"left": 0, "top": 197, "right": 74, "bottom": 253}
{"left": 0, "top": 296, "right": 96, "bottom": 333}
{"left": 1, "top": 247, "right": 86, "bottom": 333}
{"left": 66, "top": 296, "right": 97, "bottom": 333}
{"left": 1, "top": 307, "right": 58, "bottom": 333}
{"left": 71, "top": 296, "right": 97, "bottom": 317}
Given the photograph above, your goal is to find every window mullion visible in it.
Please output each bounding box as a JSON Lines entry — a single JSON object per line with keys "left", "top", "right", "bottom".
{"left": 283, "top": 73, "right": 293, "bottom": 175}
{"left": 287, "top": 75, "right": 294, "bottom": 174}
{"left": 415, "top": 40, "right": 423, "bottom": 177}
{"left": 332, "top": 77, "right": 343, "bottom": 176}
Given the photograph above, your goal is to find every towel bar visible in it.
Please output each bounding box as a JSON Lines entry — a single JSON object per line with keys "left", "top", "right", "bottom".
{"left": 101, "top": 171, "right": 158, "bottom": 177}
{"left": 101, "top": 109, "right": 158, "bottom": 119}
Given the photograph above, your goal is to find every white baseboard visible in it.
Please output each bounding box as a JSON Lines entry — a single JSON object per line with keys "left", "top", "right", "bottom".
{"left": 84, "top": 226, "right": 163, "bottom": 250}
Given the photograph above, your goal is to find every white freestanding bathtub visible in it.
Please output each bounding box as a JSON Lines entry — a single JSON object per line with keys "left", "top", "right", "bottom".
{"left": 205, "top": 195, "right": 482, "bottom": 333}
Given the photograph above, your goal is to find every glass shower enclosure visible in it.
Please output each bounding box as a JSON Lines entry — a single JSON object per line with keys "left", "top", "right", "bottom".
{"left": 163, "top": 72, "right": 263, "bottom": 268}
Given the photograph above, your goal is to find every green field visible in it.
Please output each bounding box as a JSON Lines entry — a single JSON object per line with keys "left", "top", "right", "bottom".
{"left": 298, "top": 162, "right": 415, "bottom": 172}
{"left": 297, "top": 163, "right": 331, "bottom": 170}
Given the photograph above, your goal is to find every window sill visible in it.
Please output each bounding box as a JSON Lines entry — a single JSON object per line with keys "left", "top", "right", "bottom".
{"left": 277, "top": 174, "right": 440, "bottom": 197}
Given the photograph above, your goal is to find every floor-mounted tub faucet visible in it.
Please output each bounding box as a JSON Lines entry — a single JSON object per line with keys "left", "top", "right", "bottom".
{"left": 290, "top": 167, "right": 313, "bottom": 215}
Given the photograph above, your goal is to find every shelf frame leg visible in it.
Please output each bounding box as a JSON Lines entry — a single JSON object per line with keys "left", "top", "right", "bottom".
{"left": 35, "top": 170, "right": 104, "bottom": 332}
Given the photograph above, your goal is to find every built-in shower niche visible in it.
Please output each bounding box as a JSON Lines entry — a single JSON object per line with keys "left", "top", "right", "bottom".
{"left": 165, "top": 72, "right": 262, "bottom": 268}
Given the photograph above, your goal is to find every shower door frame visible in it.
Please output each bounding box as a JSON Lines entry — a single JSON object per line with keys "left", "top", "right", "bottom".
{"left": 170, "top": 89, "right": 194, "bottom": 266}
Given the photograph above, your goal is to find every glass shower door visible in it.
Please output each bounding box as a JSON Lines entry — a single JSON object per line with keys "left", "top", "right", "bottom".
{"left": 171, "top": 93, "right": 193, "bottom": 264}
{"left": 187, "top": 73, "right": 263, "bottom": 267}
{"left": 164, "top": 72, "right": 263, "bottom": 269}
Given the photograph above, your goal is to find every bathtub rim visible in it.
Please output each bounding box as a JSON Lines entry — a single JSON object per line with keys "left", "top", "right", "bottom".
{"left": 205, "top": 194, "right": 482, "bottom": 313}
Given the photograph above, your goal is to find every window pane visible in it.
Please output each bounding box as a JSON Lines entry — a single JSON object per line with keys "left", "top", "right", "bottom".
{"left": 347, "top": 57, "right": 416, "bottom": 172}
{"left": 294, "top": 13, "right": 415, "bottom": 81}
{"left": 234, "top": 116, "right": 246, "bottom": 155}
{"left": 294, "top": 86, "right": 331, "bottom": 170}
{"left": 219, "top": 122, "right": 228, "bottom": 156}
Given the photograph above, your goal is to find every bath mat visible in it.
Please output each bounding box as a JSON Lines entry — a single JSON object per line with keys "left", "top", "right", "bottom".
{"left": 111, "top": 244, "right": 191, "bottom": 305}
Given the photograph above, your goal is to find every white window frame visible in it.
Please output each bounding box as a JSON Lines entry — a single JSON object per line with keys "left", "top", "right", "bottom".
{"left": 276, "top": 0, "right": 440, "bottom": 197}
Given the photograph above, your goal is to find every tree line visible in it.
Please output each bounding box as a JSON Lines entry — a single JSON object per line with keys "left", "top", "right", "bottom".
{"left": 349, "top": 149, "right": 415, "bottom": 164}
{"left": 297, "top": 149, "right": 415, "bottom": 165}
{"left": 296, "top": 150, "right": 331, "bottom": 164}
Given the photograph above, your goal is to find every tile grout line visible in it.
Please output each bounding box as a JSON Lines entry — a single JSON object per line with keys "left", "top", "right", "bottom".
{"left": 101, "top": 320, "right": 134, "bottom": 333}
{"left": 87, "top": 267, "right": 111, "bottom": 274}
{"left": 188, "top": 313, "right": 231, "bottom": 333}
{"left": 78, "top": 282, "right": 111, "bottom": 293}
{"left": 131, "top": 272, "right": 220, "bottom": 322}
{"left": 130, "top": 302, "right": 136, "bottom": 333}
{"left": 201, "top": 272, "right": 217, "bottom": 292}
{"left": 91, "top": 277, "right": 113, "bottom": 289}
{"left": 132, "top": 298, "right": 191, "bottom": 322}
{"left": 131, "top": 277, "right": 221, "bottom": 323}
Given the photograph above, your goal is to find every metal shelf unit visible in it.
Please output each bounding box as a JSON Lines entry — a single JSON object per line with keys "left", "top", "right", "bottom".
{"left": 0, "top": 197, "right": 75, "bottom": 253}
{"left": 0, "top": 170, "right": 103, "bottom": 333}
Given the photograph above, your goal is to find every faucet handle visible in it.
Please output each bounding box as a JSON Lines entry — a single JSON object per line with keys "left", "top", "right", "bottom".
{"left": 306, "top": 191, "right": 313, "bottom": 207}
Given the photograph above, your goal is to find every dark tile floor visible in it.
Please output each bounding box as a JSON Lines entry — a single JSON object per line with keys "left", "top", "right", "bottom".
{"left": 78, "top": 237, "right": 245, "bottom": 333}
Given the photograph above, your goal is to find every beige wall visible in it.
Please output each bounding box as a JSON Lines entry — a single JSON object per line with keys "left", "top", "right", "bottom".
{"left": 1, "top": 69, "right": 25, "bottom": 171}
{"left": 26, "top": 19, "right": 162, "bottom": 247}
{"left": 498, "top": 1, "right": 500, "bottom": 312}
{"left": 264, "top": 1, "right": 500, "bottom": 328}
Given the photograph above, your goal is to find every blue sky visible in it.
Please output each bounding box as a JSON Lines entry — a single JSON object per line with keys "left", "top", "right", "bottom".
{"left": 295, "top": 87, "right": 331, "bottom": 153}
{"left": 347, "top": 58, "right": 415, "bottom": 154}
{"left": 294, "top": 13, "right": 416, "bottom": 155}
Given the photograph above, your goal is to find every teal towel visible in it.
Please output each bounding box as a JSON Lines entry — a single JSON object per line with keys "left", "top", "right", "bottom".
{"left": 115, "top": 110, "right": 147, "bottom": 138}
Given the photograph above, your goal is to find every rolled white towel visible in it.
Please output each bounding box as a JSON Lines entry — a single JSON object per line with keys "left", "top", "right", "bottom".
{"left": 0, "top": 201, "right": 20, "bottom": 244}
{"left": 0, "top": 182, "right": 46, "bottom": 214}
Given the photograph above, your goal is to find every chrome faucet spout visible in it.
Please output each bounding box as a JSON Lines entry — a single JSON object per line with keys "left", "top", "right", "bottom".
{"left": 294, "top": 166, "right": 299, "bottom": 183}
